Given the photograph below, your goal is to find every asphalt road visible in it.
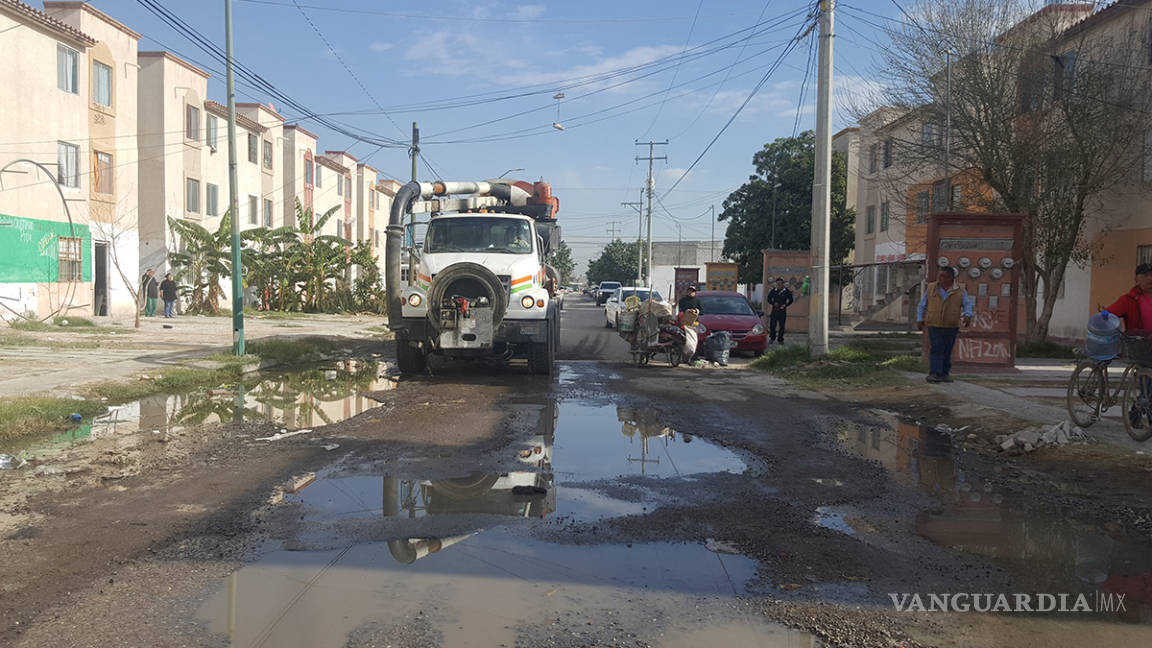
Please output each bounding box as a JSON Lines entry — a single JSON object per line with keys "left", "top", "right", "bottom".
{"left": 4, "top": 298, "right": 1152, "bottom": 648}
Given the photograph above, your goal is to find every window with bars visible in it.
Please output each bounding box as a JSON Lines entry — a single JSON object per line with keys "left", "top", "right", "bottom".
{"left": 94, "top": 151, "right": 112, "bottom": 194}
{"left": 882, "top": 139, "right": 893, "bottom": 168}
{"left": 915, "top": 191, "right": 929, "bottom": 224}
{"left": 247, "top": 134, "right": 257, "bottom": 164}
{"left": 865, "top": 205, "right": 875, "bottom": 234}
{"left": 93, "top": 61, "right": 111, "bottom": 107}
{"left": 58, "top": 237, "right": 82, "bottom": 282}
{"left": 951, "top": 184, "right": 963, "bottom": 209}
{"left": 206, "top": 183, "right": 218, "bottom": 216}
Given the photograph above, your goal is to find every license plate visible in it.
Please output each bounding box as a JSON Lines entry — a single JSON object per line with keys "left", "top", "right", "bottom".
{"left": 520, "top": 325, "right": 540, "bottom": 335}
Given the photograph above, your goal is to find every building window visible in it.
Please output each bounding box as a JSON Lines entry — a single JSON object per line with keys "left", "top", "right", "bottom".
{"left": 345, "top": 176, "right": 351, "bottom": 197}
{"left": 94, "top": 151, "right": 112, "bottom": 194}
{"left": 57, "top": 44, "right": 78, "bottom": 93}
{"left": 186, "top": 178, "right": 200, "bottom": 213}
{"left": 248, "top": 195, "right": 258, "bottom": 225}
{"left": 185, "top": 105, "right": 200, "bottom": 141}
{"left": 93, "top": 61, "right": 112, "bottom": 107}
{"left": 865, "top": 205, "right": 876, "bottom": 235}
{"left": 337, "top": 174, "right": 343, "bottom": 196}
{"left": 58, "top": 236, "right": 82, "bottom": 282}
{"left": 869, "top": 144, "right": 877, "bottom": 174}
{"left": 880, "top": 201, "right": 890, "bottom": 232}
{"left": 920, "top": 123, "right": 934, "bottom": 146}
{"left": 263, "top": 198, "right": 273, "bottom": 227}
{"left": 915, "top": 191, "right": 929, "bottom": 224}
{"left": 247, "top": 134, "right": 257, "bottom": 163}
{"left": 882, "top": 139, "right": 893, "bottom": 168}
{"left": 57, "top": 141, "right": 79, "bottom": 188}
{"left": 262, "top": 140, "right": 273, "bottom": 170}
{"left": 1054, "top": 51, "right": 1077, "bottom": 100}
{"left": 305, "top": 159, "right": 314, "bottom": 185}
{"left": 206, "top": 115, "right": 218, "bottom": 149}
{"left": 932, "top": 180, "right": 947, "bottom": 213}
{"left": 315, "top": 165, "right": 323, "bottom": 187}
{"left": 1139, "top": 245, "right": 1152, "bottom": 265}
{"left": 206, "top": 183, "right": 219, "bottom": 216}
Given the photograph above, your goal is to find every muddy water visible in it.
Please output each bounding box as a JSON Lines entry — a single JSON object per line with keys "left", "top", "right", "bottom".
{"left": 194, "top": 398, "right": 811, "bottom": 647}
{"left": 837, "top": 412, "right": 1152, "bottom": 622}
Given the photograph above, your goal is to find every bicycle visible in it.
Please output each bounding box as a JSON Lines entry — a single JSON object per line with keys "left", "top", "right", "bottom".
{"left": 1066, "top": 335, "right": 1152, "bottom": 441}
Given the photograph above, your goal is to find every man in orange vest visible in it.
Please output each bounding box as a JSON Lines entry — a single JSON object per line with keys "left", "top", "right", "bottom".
{"left": 916, "top": 266, "right": 973, "bottom": 383}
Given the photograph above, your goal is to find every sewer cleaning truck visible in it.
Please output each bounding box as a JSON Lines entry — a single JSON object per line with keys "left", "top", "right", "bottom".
{"left": 385, "top": 180, "right": 561, "bottom": 375}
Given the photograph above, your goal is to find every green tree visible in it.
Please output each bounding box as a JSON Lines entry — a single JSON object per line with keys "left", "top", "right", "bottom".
{"left": 167, "top": 212, "right": 235, "bottom": 314}
{"left": 548, "top": 240, "right": 576, "bottom": 285}
{"left": 586, "top": 240, "right": 645, "bottom": 286}
{"left": 718, "top": 131, "right": 854, "bottom": 284}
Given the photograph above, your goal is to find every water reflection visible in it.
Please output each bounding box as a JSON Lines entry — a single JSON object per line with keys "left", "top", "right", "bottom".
{"left": 837, "top": 412, "right": 1152, "bottom": 623}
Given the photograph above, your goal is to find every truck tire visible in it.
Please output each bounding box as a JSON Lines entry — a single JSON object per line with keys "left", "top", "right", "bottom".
{"left": 396, "top": 335, "right": 427, "bottom": 374}
{"left": 529, "top": 317, "right": 556, "bottom": 376}
{"left": 426, "top": 262, "right": 509, "bottom": 331}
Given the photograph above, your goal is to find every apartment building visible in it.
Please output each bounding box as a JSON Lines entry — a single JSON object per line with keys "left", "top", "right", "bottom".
{"left": 0, "top": 0, "right": 140, "bottom": 320}
{"left": 282, "top": 124, "right": 317, "bottom": 228}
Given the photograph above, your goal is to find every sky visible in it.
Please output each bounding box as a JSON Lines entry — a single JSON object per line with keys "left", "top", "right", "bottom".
{"left": 89, "top": 0, "right": 904, "bottom": 272}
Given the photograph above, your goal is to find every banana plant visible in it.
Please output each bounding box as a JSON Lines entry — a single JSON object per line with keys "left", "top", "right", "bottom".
{"left": 167, "top": 212, "right": 234, "bottom": 314}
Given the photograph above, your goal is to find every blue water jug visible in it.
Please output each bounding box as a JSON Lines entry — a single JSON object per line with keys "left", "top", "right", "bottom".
{"left": 1085, "top": 311, "right": 1121, "bottom": 360}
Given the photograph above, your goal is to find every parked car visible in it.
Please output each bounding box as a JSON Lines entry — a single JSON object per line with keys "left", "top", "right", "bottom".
{"left": 604, "top": 287, "right": 668, "bottom": 328}
{"left": 596, "top": 281, "right": 621, "bottom": 305}
{"left": 693, "top": 290, "right": 767, "bottom": 355}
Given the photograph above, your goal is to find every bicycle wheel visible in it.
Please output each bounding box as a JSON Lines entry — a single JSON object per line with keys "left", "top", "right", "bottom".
{"left": 1120, "top": 366, "right": 1152, "bottom": 442}
{"left": 1066, "top": 361, "right": 1105, "bottom": 428}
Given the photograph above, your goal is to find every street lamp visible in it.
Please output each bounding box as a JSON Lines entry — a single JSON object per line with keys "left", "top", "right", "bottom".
{"left": 495, "top": 168, "right": 524, "bottom": 179}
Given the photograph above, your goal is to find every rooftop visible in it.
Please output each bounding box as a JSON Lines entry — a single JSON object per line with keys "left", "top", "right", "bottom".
{"left": 43, "top": 1, "right": 141, "bottom": 40}
{"left": 139, "top": 50, "right": 210, "bottom": 79}
{"left": 203, "top": 100, "right": 267, "bottom": 133}
{"left": 0, "top": 0, "right": 95, "bottom": 46}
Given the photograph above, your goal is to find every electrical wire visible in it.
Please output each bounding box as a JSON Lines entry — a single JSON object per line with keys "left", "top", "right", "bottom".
{"left": 639, "top": 0, "right": 704, "bottom": 140}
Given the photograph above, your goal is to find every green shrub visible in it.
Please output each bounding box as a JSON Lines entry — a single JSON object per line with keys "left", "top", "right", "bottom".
{"left": 53, "top": 316, "right": 96, "bottom": 327}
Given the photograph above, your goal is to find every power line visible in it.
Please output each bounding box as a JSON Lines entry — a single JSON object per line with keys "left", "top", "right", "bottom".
{"left": 660, "top": 10, "right": 817, "bottom": 200}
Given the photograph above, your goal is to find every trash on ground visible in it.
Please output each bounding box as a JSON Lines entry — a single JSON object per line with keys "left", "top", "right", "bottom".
{"left": 995, "top": 419, "right": 1088, "bottom": 454}
{"left": 256, "top": 428, "right": 313, "bottom": 442}
{"left": 0, "top": 453, "right": 28, "bottom": 470}
{"left": 321, "top": 443, "right": 340, "bottom": 451}
{"left": 705, "top": 538, "right": 741, "bottom": 554}
{"left": 69, "top": 413, "right": 82, "bottom": 422}
{"left": 285, "top": 472, "right": 316, "bottom": 493}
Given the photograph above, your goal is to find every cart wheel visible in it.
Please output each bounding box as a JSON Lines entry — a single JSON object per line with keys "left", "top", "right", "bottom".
{"left": 632, "top": 352, "right": 644, "bottom": 367}
{"left": 668, "top": 348, "right": 683, "bottom": 367}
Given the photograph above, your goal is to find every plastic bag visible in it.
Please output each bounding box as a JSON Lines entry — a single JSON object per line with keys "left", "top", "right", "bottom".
{"left": 704, "top": 331, "right": 734, "bottom": 366}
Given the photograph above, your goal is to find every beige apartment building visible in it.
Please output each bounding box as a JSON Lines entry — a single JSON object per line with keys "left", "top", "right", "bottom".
{"left": 0, "top": 0, "right": 140, "bottom": 321}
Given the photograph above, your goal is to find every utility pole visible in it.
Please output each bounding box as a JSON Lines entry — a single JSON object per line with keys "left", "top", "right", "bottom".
{"left": 808, "top": 0, "right": 834, "bottom": 358}
{"left": 224, "top": 0, "right": 244, "bottom": 355}
{"left": 710, "top": 205, "right": 715, "bottom": 263}
{"left": 606, "top": 220, "right": 621, "bottom": 240}
{"left": 407, "top": 122, "right": 418, "bottom": 286}
{"left": 635, "top": 140, "right": 667, "bottom": 288}
{"left": 621, "top": 197, "right": 643, "bottom": 284}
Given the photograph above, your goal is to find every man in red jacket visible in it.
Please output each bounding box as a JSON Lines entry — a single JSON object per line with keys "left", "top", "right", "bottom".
{"left": 1105, "top": 263, "right": 1152, "bottom": 334}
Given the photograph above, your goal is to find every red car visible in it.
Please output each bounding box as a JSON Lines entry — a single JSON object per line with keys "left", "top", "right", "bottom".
{"left": 694, "top": 290, "right": 768, "bottom": 356}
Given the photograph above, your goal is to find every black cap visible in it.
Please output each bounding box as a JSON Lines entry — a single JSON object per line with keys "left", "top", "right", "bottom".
{"left": 1137, "top": 262, "right": 1152, "bottom": 275}
{"left": 686, "top": 284, "right": 697, "bottom": 291}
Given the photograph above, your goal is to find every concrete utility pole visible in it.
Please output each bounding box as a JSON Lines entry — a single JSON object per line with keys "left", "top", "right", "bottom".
{"left": 621, "top": 197, "right": 643, "bottom": 284}
{"left": 224, "top": 0, "right": 244, "bottom": 355}
{"left": 808, "top": 0, "right": 834, "bottom": 358}
{"left": 635, "top": 140, "right": 667, "bottom": 288}
{"left": 710, "top": 205, "right": 716, "bottom": 263}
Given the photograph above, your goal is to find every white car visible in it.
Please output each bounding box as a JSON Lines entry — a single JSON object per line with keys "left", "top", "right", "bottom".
{"left": 604, "top": 287, "right": 668, "bottom": 328}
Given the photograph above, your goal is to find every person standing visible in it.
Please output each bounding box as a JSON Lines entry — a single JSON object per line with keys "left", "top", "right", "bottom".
{"left": 159, "top": 273, "right": 179, "bottom": 319}
{"left": 765, "top": 277, "right": 794, "bottom": 345}
{"left": 141, "top": 269, "right": 158, "bottom": 317}
{"left": 677, "top": 284, "right": 703, "bottom": 315}
{"left": 1104, "top": 262, "right": 1152, "bottom": 334}
{"left": 916, "top": 266, "right": 973, "bottom": 383}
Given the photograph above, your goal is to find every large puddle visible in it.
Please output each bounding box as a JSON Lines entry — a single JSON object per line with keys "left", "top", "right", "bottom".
{"left": 836, "top": 412, "right": 1152, "bottom": 620}
{"left": 193, "top": 399, "right": 795, "bottom": 646}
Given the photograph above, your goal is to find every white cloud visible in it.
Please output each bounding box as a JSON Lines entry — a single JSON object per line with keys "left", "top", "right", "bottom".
{"left": 369, "top": 41, "right": 395, "bottom": 52}
{"left": 659, "top": 167, "right": 690, "bottom": 188}
{"left": 515, "top": 4, "right": 546, "bottom": 19}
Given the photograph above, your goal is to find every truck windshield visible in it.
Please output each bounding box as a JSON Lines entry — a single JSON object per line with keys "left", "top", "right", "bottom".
{"left": 425, "top": 217, "right": 533, "bottom": 255}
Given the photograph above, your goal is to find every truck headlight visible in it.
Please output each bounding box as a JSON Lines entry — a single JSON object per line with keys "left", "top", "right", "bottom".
{"left": 521, "top": 295, "right": 535, "bottom": 309}
{"left": 407, "top": 293, "right": 423, "bottom": 307}
{"left": 750, "top": 323, "right": 764, "bottom": 335}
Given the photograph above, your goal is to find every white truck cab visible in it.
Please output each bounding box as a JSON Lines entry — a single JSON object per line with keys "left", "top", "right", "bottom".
{"left": 385, "top": 180, "right": 560, "bottom": 375}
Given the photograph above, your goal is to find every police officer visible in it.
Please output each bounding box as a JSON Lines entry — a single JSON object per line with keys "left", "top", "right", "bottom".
{"left": 765, "top": 277, "right": 794, "bottom": 345}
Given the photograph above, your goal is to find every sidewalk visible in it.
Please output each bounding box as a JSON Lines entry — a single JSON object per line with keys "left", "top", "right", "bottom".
{"left": 0, "top": 313, "right": 386, "bottom": 397}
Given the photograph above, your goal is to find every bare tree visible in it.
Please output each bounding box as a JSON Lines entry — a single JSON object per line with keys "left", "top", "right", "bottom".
{"left": 859, "top": 0, "right": 1152, "bottom": 340}
{"left": 89, "top": 186, "right": 143, "bottom": 328}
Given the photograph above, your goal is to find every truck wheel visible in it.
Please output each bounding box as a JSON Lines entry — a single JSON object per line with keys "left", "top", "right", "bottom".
{"left": 529, "top": 324, "right": 556, "bottom": 375}
{"left": 396, "top": 337, "right": 427, "bottom": 374}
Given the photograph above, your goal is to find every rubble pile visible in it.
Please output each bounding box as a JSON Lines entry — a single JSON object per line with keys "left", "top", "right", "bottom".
{"left": 995, "top": 419, "right": 1088, "bottom": 454}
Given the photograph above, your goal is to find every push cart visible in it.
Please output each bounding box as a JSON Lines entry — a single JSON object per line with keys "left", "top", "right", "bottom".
{"left": 618, "top": 310, "right": 685, "bottom": 367}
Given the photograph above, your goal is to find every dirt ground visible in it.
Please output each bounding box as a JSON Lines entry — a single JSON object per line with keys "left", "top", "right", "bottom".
{"left": 2, "top": 300, "right": 1152, "bottom": 648}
